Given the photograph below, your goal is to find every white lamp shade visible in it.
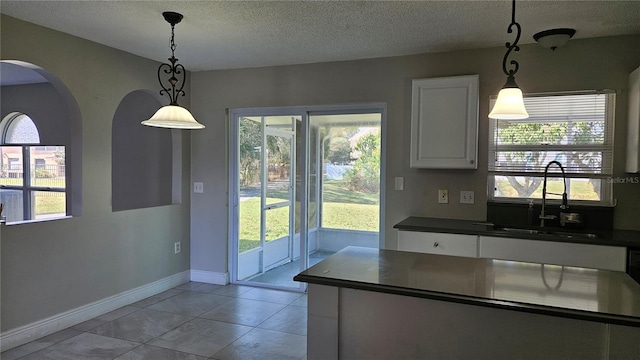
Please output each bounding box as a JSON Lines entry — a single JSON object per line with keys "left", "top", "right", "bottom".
{"left": 488, "top": 88, "right": 529, "bottom": 119}
{"left": 142, "top": 105, "right": 205, "bottom": 129}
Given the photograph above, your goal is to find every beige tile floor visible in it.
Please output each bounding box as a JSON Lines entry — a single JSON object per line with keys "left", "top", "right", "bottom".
{"left": 1, "top": 283, "right": 307, "bottom": 360}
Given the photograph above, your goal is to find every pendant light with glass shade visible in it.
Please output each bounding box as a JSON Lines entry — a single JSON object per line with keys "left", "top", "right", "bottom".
{"left": 488, "top": 0, "right": 529, "bottom": 120}
{"left": 142, "top": 12, "right": 205, "bottom": 129}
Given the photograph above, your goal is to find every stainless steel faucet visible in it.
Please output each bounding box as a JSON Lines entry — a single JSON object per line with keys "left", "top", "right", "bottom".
{"left": 539, "top": 160, "right": 568, "bottom": 227}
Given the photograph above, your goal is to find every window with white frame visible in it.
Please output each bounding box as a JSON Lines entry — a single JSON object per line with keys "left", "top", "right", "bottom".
{"left": 488, "top": 91, "right": 615, "bottom": 205}
{"left": 0, "top": 112, "right": 66, "bottom": 222}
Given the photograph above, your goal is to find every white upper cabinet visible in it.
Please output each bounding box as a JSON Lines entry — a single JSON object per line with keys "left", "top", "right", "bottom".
{"left": 410, "top": 75, "right": 479, "bottom": 169}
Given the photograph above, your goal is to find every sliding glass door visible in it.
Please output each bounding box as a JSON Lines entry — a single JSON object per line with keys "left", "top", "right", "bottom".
{"left": 233, "top": 114, "right": 299, "bottom": 288}
{"left": 229, "top": 105, "right": 385, "bottom": 291}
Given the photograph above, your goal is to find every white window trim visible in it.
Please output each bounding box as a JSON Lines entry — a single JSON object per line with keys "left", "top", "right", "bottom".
{"left": 1, "top": 113, "right": 67, "bottom": 222}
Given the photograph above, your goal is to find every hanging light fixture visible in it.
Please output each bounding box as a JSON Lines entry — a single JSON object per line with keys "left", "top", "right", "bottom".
{"left": 488, "top": 0, "right": 529, "bottom": 120}
{"left": 142, "top": 11, "right": 205, "bottom": 129}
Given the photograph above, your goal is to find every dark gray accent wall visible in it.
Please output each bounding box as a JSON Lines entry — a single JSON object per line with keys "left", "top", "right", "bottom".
{"left": 1, "top": 83, "right": 69, "bottom": 145}
{"left": 112, "top": 90, "right": 174, "bottom": 211}
{"left": 0, "top": 64, "right": 83, "bottom": 217}
{"left": 189, "top": 35, "right": 640, "bottom": 276}
{"left": 0, "top": 15, "right": 191, "bottom": 332}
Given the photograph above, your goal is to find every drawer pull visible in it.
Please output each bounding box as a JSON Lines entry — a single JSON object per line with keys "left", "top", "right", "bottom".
{"left": 433, "top": 242, "right": 439, "bottom": 247}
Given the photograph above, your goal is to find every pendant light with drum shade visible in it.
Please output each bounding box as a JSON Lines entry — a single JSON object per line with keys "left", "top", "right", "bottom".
{"left": 488, "top": 0, "right": 529, "bottom": 120}
{"left": 142, "top": 12, "right": 205, "bottom": 129}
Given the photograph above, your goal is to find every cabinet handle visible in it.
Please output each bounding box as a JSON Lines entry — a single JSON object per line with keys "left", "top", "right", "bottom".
{"left": 433, "top": 242, "right": 439, "bottom": 247}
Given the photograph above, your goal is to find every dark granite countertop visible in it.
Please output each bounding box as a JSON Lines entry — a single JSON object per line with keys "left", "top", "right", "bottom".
{"left": 393, "top": 216, "right": 640, "bottom": 248}
{"left": 294, "top": 246, "right": 640, "bottom": 327}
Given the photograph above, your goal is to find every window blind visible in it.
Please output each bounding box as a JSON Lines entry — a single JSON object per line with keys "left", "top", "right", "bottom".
{"left": 489, "top": 91, "right": 615, "bottom": 178}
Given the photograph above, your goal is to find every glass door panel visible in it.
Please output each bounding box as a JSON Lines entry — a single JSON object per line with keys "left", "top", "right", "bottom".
{"left": 263, "top": 204, "right": 290, "bottom": 269}
{"left": 237, "top": 116, "right": 263, "bottom": 281}
{"left": 263, "top": 131, "right": 293, "bottom": 271}
{"left": 234, "top": 114, "right": 297, "bottom": 287}
{"left": 309, "top": 113, "right": 381, "bottom": 256}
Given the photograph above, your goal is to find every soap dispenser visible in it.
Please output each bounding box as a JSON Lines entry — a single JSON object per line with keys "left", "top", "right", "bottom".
{"left": 527, "top": 199, "right": 535, "bottom": 225}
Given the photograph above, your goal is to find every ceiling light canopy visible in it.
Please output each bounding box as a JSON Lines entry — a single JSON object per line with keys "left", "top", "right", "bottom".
{"left": 142, "top": 11, "right": 205, "bottom": 130}
{"left": 488, "top": 0, "right": 529, "bottom": 120}
{"left": 533, "top": 28, "right": 576, "bottom": 51}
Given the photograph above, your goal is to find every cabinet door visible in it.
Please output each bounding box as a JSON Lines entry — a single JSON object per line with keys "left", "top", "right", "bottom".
{"left": 479, "top": 236, "right": 627, "bottom": 271}
{"left": 398, "top": 231, "right": 478, "bottom": 258}
{"left": 410, "top": 75, "right": 479, "bottom": 169}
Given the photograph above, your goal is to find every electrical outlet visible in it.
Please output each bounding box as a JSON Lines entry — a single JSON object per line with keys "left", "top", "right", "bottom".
{"left": 438, "top": 189, "right": 449, "bottom": 204}
{"left": 174, "top": 242, "right": 181, "bottom": 254}
{"left": 194, "top": 182, "right": 204, "bottom": 193}
{"left": 460, "top": 190, "right": 475, "bottom": 204}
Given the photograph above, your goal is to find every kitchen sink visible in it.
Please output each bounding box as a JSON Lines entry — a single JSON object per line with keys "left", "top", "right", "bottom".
{"left": 493, "top": 226, "right": 600, "bottom": 239}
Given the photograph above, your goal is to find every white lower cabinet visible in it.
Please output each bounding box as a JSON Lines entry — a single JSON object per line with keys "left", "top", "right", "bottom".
{"left": 479, "top": 236, "right": 627, "bottom": 272}
{"left": 397, "top": 231, "right": 627, "bottom": 272}
{"left": 398, "top": 231, "right": 478, "bottom": 258}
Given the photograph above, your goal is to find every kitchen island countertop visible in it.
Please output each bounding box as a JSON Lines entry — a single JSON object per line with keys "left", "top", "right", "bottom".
{"left": 294, "top": 246, "right": 640, "bottom": 327}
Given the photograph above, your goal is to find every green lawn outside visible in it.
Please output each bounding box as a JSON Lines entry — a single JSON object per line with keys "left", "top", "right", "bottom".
{"left": 321, "top": 202, "right": 379, "bottom": 231}
{"left": 238, "top": 180, "right": 379, "bottom": 253}
{"left": 35, "top": 192, "right": 66, "bottom": 215}
{"left": 0, "top": 177, "right": 65, "bottom": 187}
{"left": 1, "top": 177, "right": 66, "bottom": 217}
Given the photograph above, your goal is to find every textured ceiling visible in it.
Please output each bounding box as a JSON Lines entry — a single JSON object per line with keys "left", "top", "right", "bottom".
{"left": 1, "top": 1, "right": 639, "bottom": 72}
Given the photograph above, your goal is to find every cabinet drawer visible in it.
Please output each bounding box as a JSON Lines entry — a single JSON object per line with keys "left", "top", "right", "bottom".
{"left": 479, "top": 236, "right": 627, "bottom": 271}
{"left": 398, "top": 231, "right": 478, "bottom": 258}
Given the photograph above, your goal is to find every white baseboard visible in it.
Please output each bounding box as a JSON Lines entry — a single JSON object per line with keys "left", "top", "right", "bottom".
{"left": 0, "top": 270, "right": 190, "bottom": 352}
{"left": 190, "top": 269, "right": 229, "bottom": 285}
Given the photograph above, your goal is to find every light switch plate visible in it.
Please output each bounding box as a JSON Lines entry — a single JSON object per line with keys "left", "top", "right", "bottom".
{"left": 194, "top": 182, "right": 204, "bottom": 193}
{"left": 395, "top": 177, "right": 404, "bottom": 191}
{"left": 460, "top": 190, "right": 475, "bottom": 204}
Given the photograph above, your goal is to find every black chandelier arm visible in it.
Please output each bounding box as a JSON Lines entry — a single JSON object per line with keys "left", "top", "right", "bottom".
{"left": 172, "top": 63, "right": 187, "bottom": 100}
{"left": 501, "top": 0, "right": 522, "bottom": 77}
{"left": 501, "top": 21, "right": 521, "bottom": 77}
{"left": 156, "top": 60, "right": 186, "bottom": 105}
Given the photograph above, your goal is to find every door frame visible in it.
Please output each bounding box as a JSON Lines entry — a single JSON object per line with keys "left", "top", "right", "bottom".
{"left": 228, "top": 103, "right": 387, "bottom": 291}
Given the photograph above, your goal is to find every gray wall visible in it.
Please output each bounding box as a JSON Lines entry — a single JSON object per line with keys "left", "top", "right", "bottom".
{"left": 190, "top": 35, "right": 640, "bottom": 275}
{"left": 0, "top": 15, "right": 192, "bottom": 332}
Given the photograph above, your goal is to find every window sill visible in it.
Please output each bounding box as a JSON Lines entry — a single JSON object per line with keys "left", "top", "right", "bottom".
{"left": 2, "top": 215, "right": 72, "bottom": 226}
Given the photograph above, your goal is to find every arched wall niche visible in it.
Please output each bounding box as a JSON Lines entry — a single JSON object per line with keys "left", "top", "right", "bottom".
{"left": 111, "top": 89, "right": 182, "bottom": 211}
{"left": 0, "top": 60, "right": 82, "bottom": 216}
